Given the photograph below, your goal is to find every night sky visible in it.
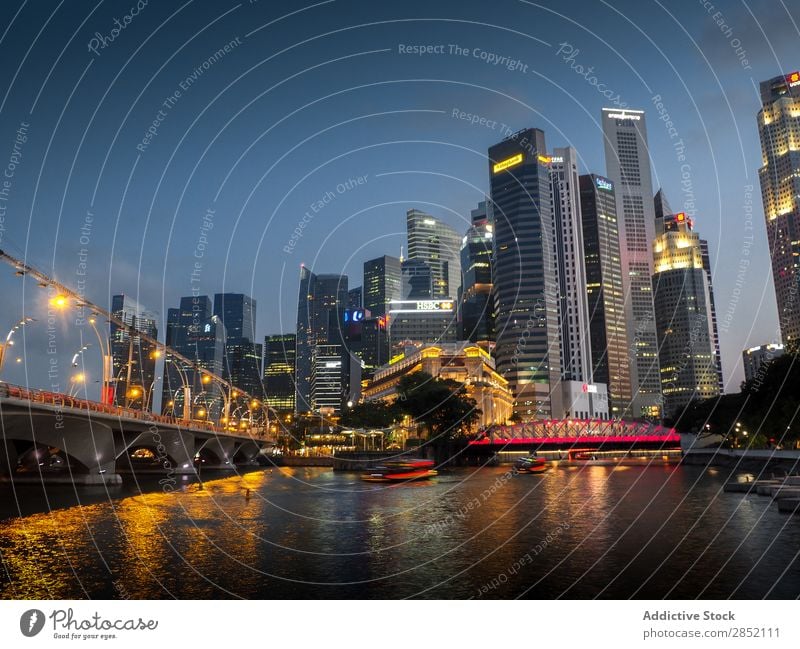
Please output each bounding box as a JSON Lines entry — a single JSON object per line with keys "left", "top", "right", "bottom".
{"left": 0, "top": 0, "right": 796, "bottom": 397}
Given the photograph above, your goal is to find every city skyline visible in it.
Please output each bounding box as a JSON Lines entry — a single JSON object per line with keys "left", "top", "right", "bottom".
{"left": 0, "top": 5, "right": 795, "bottom": 404}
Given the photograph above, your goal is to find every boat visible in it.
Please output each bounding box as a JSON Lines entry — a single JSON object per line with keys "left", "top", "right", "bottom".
{"left": 514, "top": 456, "right": 548, "bottom": 474}
{"left": 361, "top": 458, "right": 437, "bottom": 482}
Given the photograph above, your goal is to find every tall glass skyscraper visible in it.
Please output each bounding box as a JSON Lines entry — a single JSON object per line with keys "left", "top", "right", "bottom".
{"left": 580, "top": 174, "right": 633, "bottom": 418}
{"left": 213, "top": 293, "right": 262, "bottom": 399}
{"left": 757, "top": 72, "right": 800, "bottom": 345}
{"left": 459, "top": 199, "right": 494, "bottom": 348}
{"left": 406, "top": 209, "right": 462, "bottom": 299}
{"left": 652, "top": 213, "right": 721, "bottom": 416}
{"left": 489, "top": 128, "right": 562, "bottom": 420}
{"left": 161, "top": 295, "right": 224, "bottom": 419}
{"left": 294, "top": 265, "right": 348, "bottom": 413}
{"left": 602, "top": 108, "right": 662, "bottom": 419}
{"left": 401, "top": 258, "right": 433, "bottom": 299}
{"left": 363, "top": 255, "right": 401, "bottom": 318}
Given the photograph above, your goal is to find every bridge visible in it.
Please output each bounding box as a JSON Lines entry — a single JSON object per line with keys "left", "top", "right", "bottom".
{"left": 469, "top": 418, "right": 680, "bottom": 451}
{"left": 0, "top": 383, "right": 270, "bottom": 485}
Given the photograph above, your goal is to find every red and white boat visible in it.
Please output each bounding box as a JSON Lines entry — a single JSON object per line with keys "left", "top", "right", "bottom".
{"left": 361, "top": 458, "right": 437, "bottom": 482}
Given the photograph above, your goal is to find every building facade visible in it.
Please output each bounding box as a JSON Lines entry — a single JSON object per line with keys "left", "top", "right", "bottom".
{"left": 161, "top": 295, "right": 225, "bottom": 419}
{"left": 742, "top": 343, "right": 785, "bottom": 383}
{"left": 295, "top": 266, "right": 348, "bottom": 413}
{"left": 406, "top": 209, "right": 462, "bottom": 299}
{"left": 757, "top": 72, "right": 800, "bottom": 345}
{"left": 602, "top": 108, "right": 662, "bottom": 419}
{"left": 363, "top": 255, "right": 402, "bottom": 318}
{"left": 263, "top": 334, "right": 296, "bottom": 411}
{"left": 388, "top": 298, "right": 459, "bottom": 354}
{"left": 110, "top": 294, "right": 158, "bottom": 411}
{"left": 213, "top": 293, "right": 263, "bottom": 399}
{"left": 401, "top": 258, "right": 433, "bottom": 299}
{"left": 652, "top": 213, "right": 721, "bottom": 417}
{"left": 459, "top": 199, "right": 494, "bottom": 348}
{"left": 363, "top": 342, "right": 514, "bottom": 429}
{"left": 489, "top": 128, "right": 562, "bottom": 420}
{"left": 579, "top": 174, "right": 633, "bottom": 419}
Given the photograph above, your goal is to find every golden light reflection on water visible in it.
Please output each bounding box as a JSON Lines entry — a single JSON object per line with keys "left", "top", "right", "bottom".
{"left": 2, "top": 464, "right": 797, "bottom": 599}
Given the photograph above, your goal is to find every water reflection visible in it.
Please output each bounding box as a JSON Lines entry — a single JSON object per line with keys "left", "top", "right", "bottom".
{"left": 1, "top": 464, "right": 798, "bottom": 599}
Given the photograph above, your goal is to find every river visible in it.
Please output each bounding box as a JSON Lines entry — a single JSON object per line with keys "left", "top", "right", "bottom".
{"left": 1, "top": 462, "right": 798, "bottom": 598}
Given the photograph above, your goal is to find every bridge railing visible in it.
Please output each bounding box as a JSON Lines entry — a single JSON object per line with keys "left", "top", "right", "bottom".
{"left": 0, "top": 381, "right": 268, "bottom": 439}
{"left": 472, "top": 418, "right": 679, "bottom": 442}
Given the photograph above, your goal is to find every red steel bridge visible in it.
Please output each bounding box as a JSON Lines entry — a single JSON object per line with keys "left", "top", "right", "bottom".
{"left": 469, "top": 419, "right": 680, "bottom": 450}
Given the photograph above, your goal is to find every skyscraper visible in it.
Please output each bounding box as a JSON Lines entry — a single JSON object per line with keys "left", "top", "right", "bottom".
{"left": 294, "top": 266, "right": 348, "bottom": 413}
{"left": 550, "top": 149, "right": 608, "bottom": 419}
{"left": 580, "top": 173, "right": 633, "bottom": 418}
{"left": 656, "top": 188, "right": 723, "bottom": 392}
{"left": 363, "top": 255, "right": 401, "bottom": 318}
{"left": 110, "top": 294, "right": 158, "bottom": 410}
{"left": 652, "top": 213, "right": 721, "bottom": 417}
{"left": 213, "top": 293, "right": 262, "bottom": 399}
{"left": 401, "top": 258, "right": 433, "bottom": 299}
{"left": 459, "top": 200, "right": 494, "bottom": 348}
{"left": 550, "top": 148, "right": 592, "bottom": 383}
{"left": 757, "top": 72, "right": 800, "bottom": 345}
{"left": 161, "top": 295, "right": 224, "bottom": 419}
{"left": 602, "top": 108, "right": 662, "bottom": 419}
{"left": 263, "top": 334, "right": 296, "bottom": 412}
{"left": 347, "top": 286, "right": 362, "bottom": 309}
{"left": 489, "top": 128, "right": 562, "bottom": 420}
{"left": 406, "top": 209, "right": 462, "bottom": 299}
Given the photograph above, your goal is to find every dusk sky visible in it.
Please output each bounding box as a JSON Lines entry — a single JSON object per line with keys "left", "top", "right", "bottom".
{"left": 0, "top": 0, "right": 797, "bottom": 395}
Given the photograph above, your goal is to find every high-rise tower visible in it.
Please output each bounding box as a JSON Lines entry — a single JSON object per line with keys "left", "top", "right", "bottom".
{"left": 579, "top": 174, "right": 633, "bottom": 418}
{"left": 652, "top": 213, "right": 721, "bottom": 416}
{"left": 602, "top": 108, "right": 662, "bottom": 419}
{"left": 406, "top": 209, "right": 462, "bottom": 299}
{"left": 757, "top": 72, "right": 800, "bottom": 345}
{"left": 363, "top": 255, "right": 401, "bottom": 318}
{"left": 459, "top": 200, "right": 494, "bottom": 348}
{"left": 294, "top": 266, "right": 348, "bottom": 413}
{"left": 489, "top": 128, "right": 562, "bottom": 420}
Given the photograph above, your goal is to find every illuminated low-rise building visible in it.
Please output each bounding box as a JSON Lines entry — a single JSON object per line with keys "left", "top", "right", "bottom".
{"left": 362, "top": 342, "right": 513, "bottom": 428}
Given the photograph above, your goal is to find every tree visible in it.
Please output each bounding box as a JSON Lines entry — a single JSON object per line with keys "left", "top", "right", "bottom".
{"left": 340, "top": 400, "right": 398, "bottom": 429}
{"left": 394, "top": 372, "right": 481, "bottom": 461}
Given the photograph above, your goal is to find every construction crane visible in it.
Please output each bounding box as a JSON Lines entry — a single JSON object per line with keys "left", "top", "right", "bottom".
{"left": 0, "top": 247, "right": 263, "bottom": 425}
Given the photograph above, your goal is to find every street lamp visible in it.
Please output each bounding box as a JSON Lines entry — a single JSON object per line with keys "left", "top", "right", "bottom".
{"left": 69, "top": 373, "right": 86, "bottom": 397}
{"left": 0, "top": 317, "right": 35, "bottom": 375}
{"left": 145, "top": 376, "right": 162, "bottom": 411}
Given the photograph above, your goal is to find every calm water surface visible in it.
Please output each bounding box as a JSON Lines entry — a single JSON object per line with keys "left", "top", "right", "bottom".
{"left": 1, "top": 463, "right": 798, "bottom": 599}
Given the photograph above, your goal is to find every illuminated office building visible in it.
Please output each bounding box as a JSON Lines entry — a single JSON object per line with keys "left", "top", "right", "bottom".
{"left": 602, "top": 108, "right": 662, "bottom": 419}
{"left": 651, "top": 213, "right": 720, "bottom": 416}
{"left": 756, "top": 72, "right": 800, "bottom": 344}
{"left": 579, "top": 174, "right": 633, "bottom": 418}
{"left": 489, "top": 128, "right": 562, "bottom": 419}
{"left": 406, "top": 209, "right": 462, "bottom": 299}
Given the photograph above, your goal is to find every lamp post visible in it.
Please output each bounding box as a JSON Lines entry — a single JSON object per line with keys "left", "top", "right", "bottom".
{"left": 0, "top": 317, "right": 35, "bottom": 376}
{"left": 145, "top": 376, "right": 162, "bottom": 412}
{"left": 87, "top": 315, "right": 113, "bottom": 405}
